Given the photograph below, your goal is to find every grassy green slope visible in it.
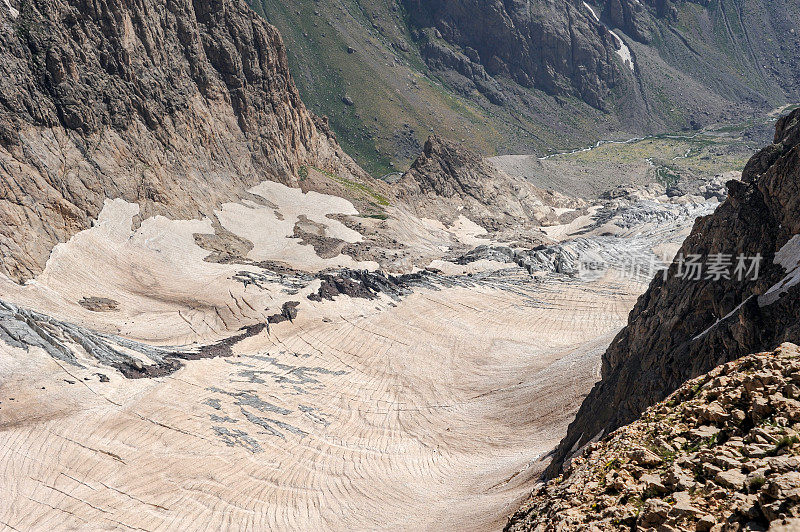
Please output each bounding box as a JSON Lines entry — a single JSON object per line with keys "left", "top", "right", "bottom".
{"left": 620, "top": 0, "right": 800, "bottom": 114}
{"left": 248, "top": 0, "right": 629, "bottom": 177}
{"left": 249, "top": 0, "right": 799, "bottom": 178}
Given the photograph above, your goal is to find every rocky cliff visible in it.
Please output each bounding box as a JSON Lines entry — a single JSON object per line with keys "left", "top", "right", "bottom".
{"left": 402, "top": 0, "right": 623, "bottom": 110}
{"left": 545, "top": 108, "right": 800, "bottom": 477}
{"left": 396, "top": 136, "right": 584, "bottom": 239}
{"left": 598, "top": 0, "right": 800, "bottom": 113}
{"left": 0, "top": 0, "right": 365, "bottom": 282}
{"left": 509, "top": 344, "right": 800, "bottom": 531}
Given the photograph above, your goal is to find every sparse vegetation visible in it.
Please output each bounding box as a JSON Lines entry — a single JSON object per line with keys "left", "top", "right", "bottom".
{"left": 769, "top": 434, "right": 799, "bottom": 456}
{"left": 749, "top": 473, "right": 766, "bottom": 491}
{"left": 313, "top": 166, "right": 390, "bottom": 207}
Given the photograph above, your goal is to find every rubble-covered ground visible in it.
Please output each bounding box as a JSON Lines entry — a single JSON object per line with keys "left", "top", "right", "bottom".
{"left": 508, "top": 343, "right": 800, "bottom": 532}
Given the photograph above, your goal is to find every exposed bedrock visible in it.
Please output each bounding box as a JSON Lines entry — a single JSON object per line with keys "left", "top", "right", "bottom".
{"left": 0, "top": 0, "right": 367, "bottom": 282}
{"left": 546, "top": 109, "right": 800, "bottom": 478}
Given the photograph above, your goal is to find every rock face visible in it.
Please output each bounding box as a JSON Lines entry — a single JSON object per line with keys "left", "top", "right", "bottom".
{"left": 600, "top": 0, "right": 800, "bottom": 106}
{"left": 402, "top": 0, "right": 799, "bottom": 131}
{"left": 0, "top": 0, "right": 364, "bottom": 282}
{"left": 546, "top": 108, "right": 800, "bottom": 477}
{"left": 251, "top": 0, "right": 800, "bottom": 176}
{"left": 402, "top": 0, "right": 622, "bottom": 109}
{"left": 508, "top": 344, "right": 800, "bottom": 531}
{"left": 397, "top": 136, "right": 584, "bottom": 235}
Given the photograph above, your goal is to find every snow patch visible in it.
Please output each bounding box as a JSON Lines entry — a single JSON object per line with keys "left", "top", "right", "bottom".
{"left": 583, "top": 2, "right": 635, "bottom": 72}
{"left": 215, "top": 180, "right": 376, "bottom": 271}
{"left": 583, "top": 1, "right": 600, "bottom": 21}
{"left": 4, "top": 0, "right": 18, "bottom": 19}
{"left": 609, "top": 30, "right": 635, "bottom": 71}
{"left": 759, "top": 235, "right": 800, "bottom": 307}
{"left": 692, "top": 295, "right": 755, "bottom": 341}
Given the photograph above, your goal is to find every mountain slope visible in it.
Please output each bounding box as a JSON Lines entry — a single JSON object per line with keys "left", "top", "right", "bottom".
{"left": 248, "top": 0, "right": 800, "bottom": 175}
{"left": 509, "top": 343, "right": 800, "bottom": 531}
{"left": 247, "top": 0, "right": 644, "bottom": 174}
{"left": 402, "top": 0, "right": 622, "bottom": 110}
{"left": 545, "top": 108, "right": 800, "bottom": 477}
{"left": 600, "top": 0, "right": 800, "bottom": 105}
{"left": 0, "top": 0, "right": 367, "bottom": 282}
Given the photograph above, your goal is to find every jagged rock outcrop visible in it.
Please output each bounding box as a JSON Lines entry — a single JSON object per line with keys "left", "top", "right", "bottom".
{"left": 0, "top": 0, "right": 366, "bottom": 282}
{"left": 402, "top": 0, "right": 623, "bottom": 110}
{"left": 508, "top": 344, "right": 800, "bottom": 531}
{"left": 603, "top": 0, "right": 657, "bottom": 43}
{"left": 545, "top": 108, "right": 800, "bottom": 477}
{"left": 396, "top": 136, "right": 584, "bottom": 234}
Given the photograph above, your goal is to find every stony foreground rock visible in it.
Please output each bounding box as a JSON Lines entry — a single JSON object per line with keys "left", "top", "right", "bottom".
{"left": 547, "top": 108, "right": 800, "bottom": 478}
{"left": 509, "top": 343, "right": 800, "bottom": 531}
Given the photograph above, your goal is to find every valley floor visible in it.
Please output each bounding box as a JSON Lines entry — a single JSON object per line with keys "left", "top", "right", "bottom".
{"left": 1, "top": 273, "right": 639, "bottom": 530}
{"left": 0, "top": 180, "right": 710, "bottom": 530}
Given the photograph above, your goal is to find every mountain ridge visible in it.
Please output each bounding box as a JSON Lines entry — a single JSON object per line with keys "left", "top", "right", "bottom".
{"left": 249, "top": 0, "right": 800, "bottom": 173}
{"left": 0, "top": 0, "right": 369, "bottom": 282}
